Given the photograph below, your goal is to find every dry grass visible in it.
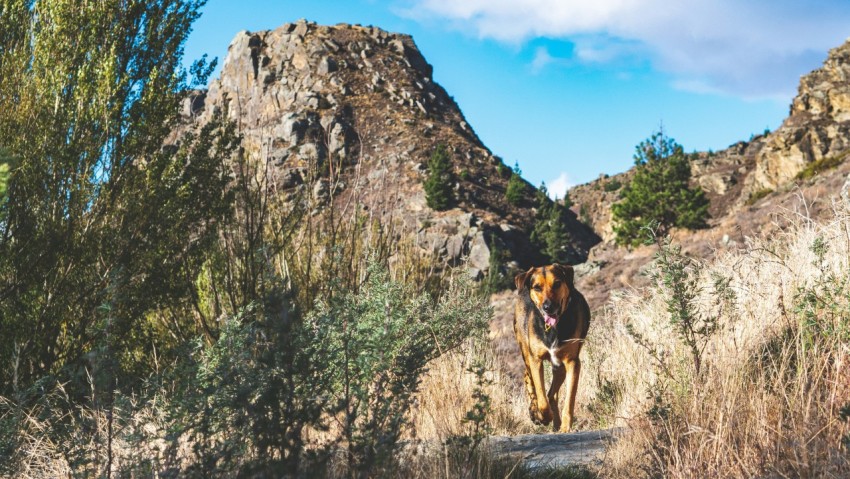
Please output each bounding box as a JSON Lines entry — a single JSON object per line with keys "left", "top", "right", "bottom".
{"left": 587, "top": 199, "right": 850, "bottom": 478}
{"left": 412, "top": 339, "right": 534, "bottom": 441}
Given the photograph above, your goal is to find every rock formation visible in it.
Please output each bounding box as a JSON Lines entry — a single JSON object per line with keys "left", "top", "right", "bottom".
{"left": 187, "top": 19, "right": 599, "bottom": 277}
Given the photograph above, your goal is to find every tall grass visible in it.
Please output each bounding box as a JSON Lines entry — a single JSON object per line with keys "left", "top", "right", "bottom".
{"left": 589, "top": 201, "right": 850, "bottom": 478}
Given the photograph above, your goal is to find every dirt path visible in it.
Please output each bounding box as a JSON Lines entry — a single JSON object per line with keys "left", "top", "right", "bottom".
{"left": 487, "top": 428, "right": 621, "bottom": 470}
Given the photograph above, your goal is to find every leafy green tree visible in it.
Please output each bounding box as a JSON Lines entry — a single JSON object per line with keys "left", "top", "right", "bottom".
{"left": 505, "top": 162, "right": 527, "bottom": 205}
{"left": 0, "top": 0, "right": 233, "bottom": 393}
{"left": 612, "top": 130, "right": 709, "bottom": 245}
{"left": 0, "top": 149, "right": 12, "bottom": 212}
{"left": 424, "top": 144, "right": 455, "bottom": 210}
{"left": 531, "top": 182, "right": 575, "bottom": 263}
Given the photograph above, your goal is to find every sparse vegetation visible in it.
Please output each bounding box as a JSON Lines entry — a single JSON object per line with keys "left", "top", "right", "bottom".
{"left": 612, "top": 129, "right": 710, "bottom": 246}
{"left": 746, "top": 187, "right": 774, "bottom": 205}
{"left": 590, "top": 208, "right": 850, "bottom": 478}
{"left": 506, "top": 162, "right": 528, "bottom": 206}
{"left": 603, "top": 178, "right": 622, "bottom": 192}
{"left": 425, "top": 143, "right": 457, "bottom": 210}
{"left": 795, "top": 151, "right": 848, "bottom": 180}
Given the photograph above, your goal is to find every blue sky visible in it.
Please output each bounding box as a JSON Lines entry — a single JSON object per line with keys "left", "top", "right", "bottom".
{"left": 184, "top": 0, "right": 850, "bottom": 198}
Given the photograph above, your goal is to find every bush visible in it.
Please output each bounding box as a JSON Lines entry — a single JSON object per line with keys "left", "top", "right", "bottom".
{"left": 424, "top": 144, "right": 456, "bottom": 211}
{"left": 745, "top": 187, "right": 773, "bottom": 206}
{"left": 603, "top": 178, "right": 622, "bottom": 192}
{"left": 505, "top": 162, "right": 527, "bottom": 206}
{"left": 795, "top": 151, "right": 848, "bottom": 180}
{"left": 159, "top": 262, "right": 490, "bottom": 477}
{"left": 612, "top": 130, "right": 710, "bottom": 246}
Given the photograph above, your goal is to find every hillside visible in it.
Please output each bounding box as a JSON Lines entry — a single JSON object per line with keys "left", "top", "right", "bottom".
{"left": 187, "top": 19, "right": 599, "bottom": 278}
{"left": 569, "top": 38, "right": 850, "bottom": 308}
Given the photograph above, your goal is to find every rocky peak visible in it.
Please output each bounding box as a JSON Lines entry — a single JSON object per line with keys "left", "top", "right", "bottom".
{"left": 750, "top": 38, "right": 850, "bottom": 190}
{"left": 188, "top": 19, "right": 599, "bottom": 277}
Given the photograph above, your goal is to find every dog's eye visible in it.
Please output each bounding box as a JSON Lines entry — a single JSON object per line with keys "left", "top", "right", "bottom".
{"left": 532, "top": 285, "right": 542, "bottom": 291}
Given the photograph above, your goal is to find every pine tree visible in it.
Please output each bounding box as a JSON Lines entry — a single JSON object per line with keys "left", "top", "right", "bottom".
{"left": 612, "top": 129, "right": 710, "bottom": 246}
{"left": 424, "top": 144, "right": 455, "bottom": 210}
{"left": 505, "top": 162, "right": 527, "bottom": 206}
{"left": 531, "top": 182, "right": 574, "bottom": 263}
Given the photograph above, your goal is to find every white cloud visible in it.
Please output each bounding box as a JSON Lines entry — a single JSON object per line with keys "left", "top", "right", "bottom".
{"left": 547, "top": 172, "right": 574, "bottom": 200}
{"left": 404, "top": 0, "right": 850, "bottom": 99}
{"left": 531, "top": 46, "right": 554, "bottom": 73}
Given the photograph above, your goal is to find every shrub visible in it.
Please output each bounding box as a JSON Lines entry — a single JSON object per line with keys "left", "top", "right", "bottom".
{"left": 424, "top": 144, "right": 456, "bottom": 211}
{"left": 603, "top": 178, "right": 622, "bottom": 192}
{"left": 495, "top": 162, "right": 511, "bottom": 178}
{"left": 612, "top": 129, "right": 710, "bottom": 246}
{"left": 125, "top": 262, "right": 491, "bottom": 477}
{"left": 459, "top": 168, "right": 471, "bottom": 181}
{"left": 481, "top": 235, "right": 512, "bottom": 295}
{"left": 505, "top": 162, "right": 527, "bottom": 206}
{"left": 745, "top": 187, "right": 773, "bottom": 206}
{"left": 795, "top": 151, "right": 848, "bottom": 180}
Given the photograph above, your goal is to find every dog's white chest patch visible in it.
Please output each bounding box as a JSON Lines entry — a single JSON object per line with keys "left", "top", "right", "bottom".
{"left": 549, "top": 340, "right": 562, "bottom": 366}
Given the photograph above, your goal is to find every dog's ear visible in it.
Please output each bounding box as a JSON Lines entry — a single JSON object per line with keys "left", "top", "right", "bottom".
{"left": 552, "top": 263, "right": 575, "bottom": 289}
{"left": 514, "top": 268, "right": 533, "bottom": 292}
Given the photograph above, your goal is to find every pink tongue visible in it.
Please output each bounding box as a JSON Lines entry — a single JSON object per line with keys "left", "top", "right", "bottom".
{"left": 544, "top": 314, "right": 557, "bottom": 327}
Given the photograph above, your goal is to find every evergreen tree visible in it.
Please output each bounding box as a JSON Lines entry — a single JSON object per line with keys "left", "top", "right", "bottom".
{"left": 531, "top": 182, "right": 575, "bottom": 263}
{"left": 612, "top": 130, "right": 710, "bottom": 246}
{"left": 505, "top": 162, "right": 527, "bottom": 206}
{"left": 424, "top": 144, "right": 455, "bottom": 210}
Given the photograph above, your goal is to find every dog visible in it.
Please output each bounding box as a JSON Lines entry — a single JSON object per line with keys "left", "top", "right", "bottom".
{"left": 513, "top": 264, "right": 590, "bottom": 432}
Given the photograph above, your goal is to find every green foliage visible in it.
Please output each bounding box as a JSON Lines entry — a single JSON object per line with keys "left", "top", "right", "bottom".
{"left": 313, "top": 262, "right": 490, "bottom": 476}
{"left": 627, "top": 238, "right": 735, "bottom": 380}
{"left": 496, "top": 161, "right": 511, "bottom": 178}
{"left": 505, "top": 162, "right": 527, "bottom": 206}
{"left": 746, "top": 187, "right": 774, "bottom": 206}
{"left": 481, "top": 235, "right": 512, "bottom": 295}
{"left": 531, "top": 183, "right": 575, "bottom": 263}
{"left": 445, "top": 359, "right": 493, "bottom": 479}
{"left": 612, "top": 130, "right": 710, "bottom": 246}
{"left": 161, "top": 297, "right": 333, "bottom": 476}
{"left": 603, "top": 178, "right": 622, "bottom": 192}
{"left": 0, "top": 150, "right": 10, "bottom": 201}
{"left": 648, "top": 239, "right": 731, "bottom": 376}
{"left": 459, "top": 168, "right": 471, "bottom": 181}
{"left": 0, "top": 0, "right": 233, "bottom": 392}
{"left": 424, "top": 144, "right": 456, "bottom": 210}
{"left": 795, "top": 151, "right": 848, "bottom": 180}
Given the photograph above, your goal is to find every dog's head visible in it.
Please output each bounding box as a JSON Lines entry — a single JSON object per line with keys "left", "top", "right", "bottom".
{"left": 515, "top": 264, "right": 574, "bottom": 328}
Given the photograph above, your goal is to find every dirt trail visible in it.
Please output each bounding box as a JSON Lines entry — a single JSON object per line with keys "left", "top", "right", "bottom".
{"left": 487, "top": 428, "right": 620, "bottom": 470}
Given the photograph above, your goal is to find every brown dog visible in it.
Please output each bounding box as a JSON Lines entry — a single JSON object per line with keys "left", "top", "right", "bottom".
{"left": 514, "top": 264, "right": 590, "bottom": 432}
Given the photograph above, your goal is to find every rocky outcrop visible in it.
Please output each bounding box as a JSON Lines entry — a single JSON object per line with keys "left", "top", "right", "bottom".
{"left": 188, "top": 19, "right": 599, "bottom": 276}
{"left": 749, "top": 38, "right": 850, "bottom": 191}
{"left": 571, "top": 39, "right": 850, "bottom": 244}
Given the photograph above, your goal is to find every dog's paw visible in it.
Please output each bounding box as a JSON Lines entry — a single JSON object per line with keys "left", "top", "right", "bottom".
{"left": 535, "top": 405, "right": 553, "bottom": 425}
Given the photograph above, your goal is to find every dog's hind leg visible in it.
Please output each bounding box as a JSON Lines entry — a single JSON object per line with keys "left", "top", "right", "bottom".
{"left": 548, "top": 364, "right": 566, "bottom": 432}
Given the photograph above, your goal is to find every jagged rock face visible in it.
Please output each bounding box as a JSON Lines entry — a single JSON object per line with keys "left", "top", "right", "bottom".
{"left": 750, "top": 38, "right": 850, "bottom": 190}
{"left": 571, "top": 39, "right": 850, "bottom": 243}
{"left": 189, "top": 19, "right": 599, "bottom": 274}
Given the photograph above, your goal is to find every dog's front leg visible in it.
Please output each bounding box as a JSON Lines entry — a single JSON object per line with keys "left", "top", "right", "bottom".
{"left": 548, "top": 364, "right": 566, "bottom": 432}
{"left": 561, "top": 358, "right": 581, "bottom": 432}
{"left": 529, "top": 357, "right": 553, "bottom": 425}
